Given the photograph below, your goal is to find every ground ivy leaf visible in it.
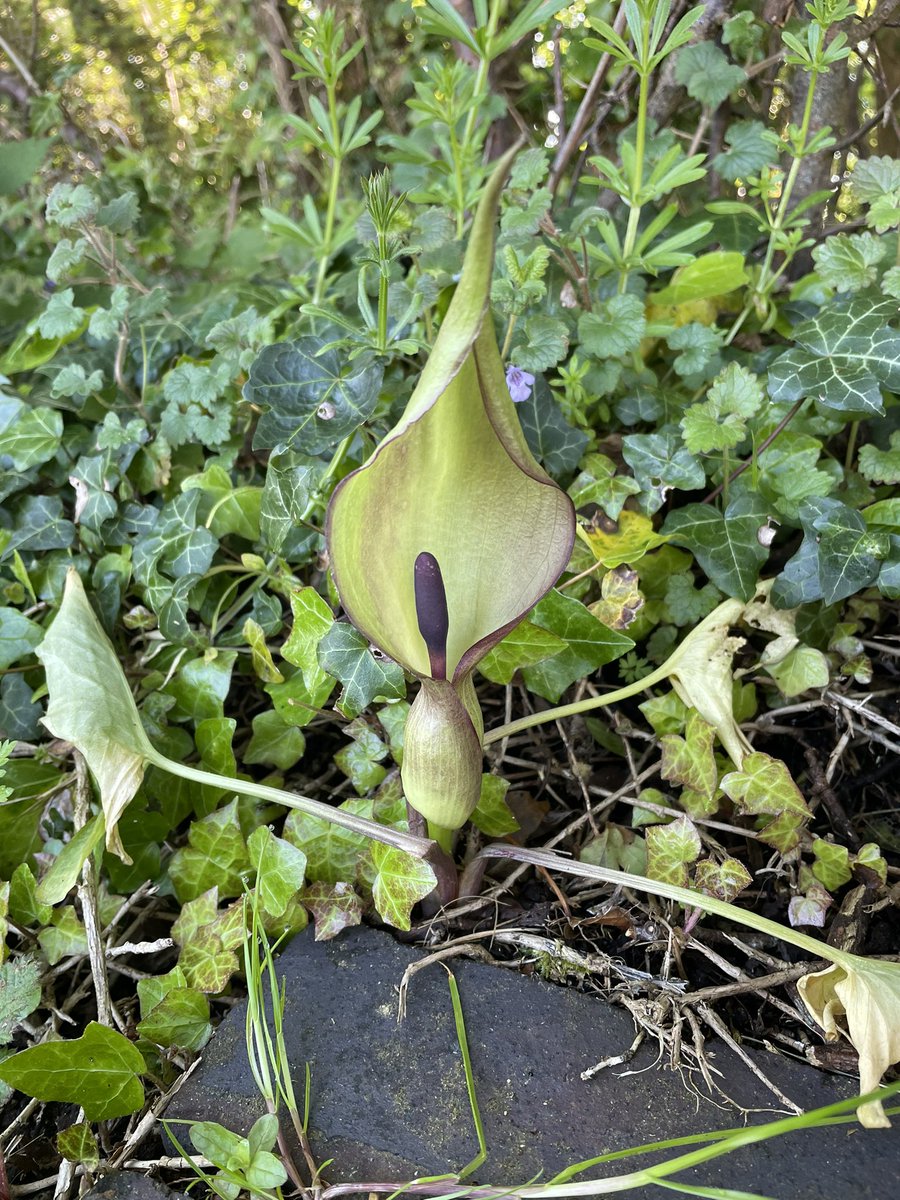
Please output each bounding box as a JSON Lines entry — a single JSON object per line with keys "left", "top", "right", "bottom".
{"left": 477, "top": 619, "right": 566, "bottom": 684}
{"left": 578, "top": 294, "right": 646, "bottom": 358}
{"left": 45, "top": 182, "right": 98, "bottom": 227}
{"left": 712, "top": 120, "right": 775, "bottom": 181}
{"left": 858, "top": 430, "right": 900, "bottom": 484}
{"left": 370, "top": 843, "right": 436, "bottom": 931}
{"left": 662, "top": 494, "right": 769, "bottom": 601}
{"left": 675, "top": 41, "right": 745, "bottom": 107}
{"left": 721, "top": 752, "right": 811, "bottom": 852}
{"left": 646, "top": 814, "right": 702, "bottom": 887}
{"left": 680, "top": 363, "right": 763, "bottom": 454}
{"left": 517, "top": 377, "right": 588, "bottom": 477}
{"left": 767, "top": 296, "right": 900, "bottom": 417}
{"left": 317, "top": 621, "right": 406, "bottom": 718}
{"left": 0, "top": 1022, "right": 145, "bottom": 1121}
{"left": 248, "top": 825, "right": 307, "bottom": 919}
{"left": 812, "top": 232, "right": 886, "bottom": 293}
{"left": 511, "top": 316, "right": 569, "bottom": 372}
{"left": 301, "top": 881, "right": 363, "bottom": 941}
{"left": 521, "top": 588, "right": 633, "bottom": 703}
{"left": 660, "top": 710, "right": 718, "bottom": 801}
{"left": 246, "top": 338, "right": 383, "bottom": 453}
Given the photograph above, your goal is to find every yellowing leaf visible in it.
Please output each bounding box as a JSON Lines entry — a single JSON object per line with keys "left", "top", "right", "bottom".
{"left": 577, "top": 510, "right": 668, "bottom": 568}
{"left": 646, "top": 815, "right": 702, "bottom": 886}
{"left": 721, "top": 752, "right": 811, "bottom": 852}
{"left": 660, "top": 710, "right": 718, "bottom": 801}
{"left": 798, "top": 957, "right": 900, "bottom": 1128}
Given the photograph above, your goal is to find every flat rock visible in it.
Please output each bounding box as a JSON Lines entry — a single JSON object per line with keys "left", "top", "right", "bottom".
{"left": 81, "top": 1173, "right": 184, "bottom": 1199}
{"left": 168, "top": 925, "right": 898, "bottom": 1196}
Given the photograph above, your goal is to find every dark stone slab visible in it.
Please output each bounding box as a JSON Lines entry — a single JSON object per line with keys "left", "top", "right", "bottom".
{"left": 82, "top": 1173, "right": 184, "bottom": 1199}
{"left": 167, "top": 925, "right": 899, "bottom": 1196}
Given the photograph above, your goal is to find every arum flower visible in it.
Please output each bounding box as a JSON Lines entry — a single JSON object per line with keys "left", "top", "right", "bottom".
{"left": 326, "top": 149, "right": 575, "bottom": 839}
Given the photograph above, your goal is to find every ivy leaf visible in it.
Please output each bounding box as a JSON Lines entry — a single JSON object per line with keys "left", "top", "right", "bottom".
{"left": 317, "top": 621, "right": 406, "bottom": 718}
{"left": 370, "top": 843, "right": 436, "bottom": 931}
{"left": 859, "top": 430, "right": 900, "bottom": 484}
{"left": 0, "top": 958, "right": 41, "bottom": 1044}
{"left": 579, "top": 510, "right": 667, "bottom": 568}
{"left": 663, "top": 494, "right": 769, "bottom": 600}
{"left": 622, "top": 426, "right": 707, "bottom": 503}
{"left": 244, "top": 710, "right": 306, "bottom": 771}
{"left": 721, "top": 752, "right": 811, "bottom": 852}
{"left": 137, "top": 968, "right": 212, "bottom": 1051}
{"left": 477, "top": 619, "right": 567, "bottom": 685}
{"left": 471, "top": 774, "right": 519, "bottom": 836}
{"left": 811, "top": 838, "right": 852, "bottom": 891}
{"left": 712, "top": 120, "right": 775, "bottom": 180}
{"left": 260, "top": 450, "right": 324, "bottom": 552}
{"left": 660, "top": 710, "right": 718, "bottom": 802}
{"left": 168, "top": 800, "right": 251, "bottom": 903}
{"left": 778, "top": 498, "right": 892, "bottom": 607}
{"left": 248, "top": 826, "right": 307, "bottom": 920}
{"left": 37, "top": 289, "right": 86, "bottom": 339}
{"left": 302, "top": 881, "right": 363, "bottom": 941}
{"left": 0, "top": 1022, "right": 145, "bottom": 1121}
{"left": 246, "top": 338, "right": 383, "bottom": 453}
{"left": 812, "top": 233, "right": 886, "bottom": 293}
{"left": 646, "top": 814, "right": 702, "bottom": 887}
{"left": 5, "top": 494, "right": 75, "bottom": 555}
{"left": 56, "top": 1123, "right": 100, "bottom": 1168}
{"left": 511, "top": 316, "right": 569, "bottom": 371}
{"left": 283, "top": 799, "right": 372, "bottom": 884}
{"left": 0, "top": 403, "right": 63, "bottom": 471}
{"left": 517, "top": 377, "right": 589, "bottom": 477}
{"left": 0, "top": 607, "right": 43, "bottom": 669}
{"left": 521, "top": 589, "right": 633, "bottom": 702}
{"left": 693, "top": 856, "right": 751, "bottom": 902}
{"left": 766, "top": 645, "right": 830, "bottom": 697}
{"left": 768, "top": 296, "right": 900, "bottom": 417}
{"left": 578, "top": 294, "right": 646, "bottom": 359}
{"left": 568, "top": 453, "right": 641, "bottom": 520}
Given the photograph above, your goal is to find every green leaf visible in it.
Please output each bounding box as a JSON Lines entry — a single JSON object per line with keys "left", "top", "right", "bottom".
{"left": 243, "top": 618, "right": 284, "bottom": 684}
{"left": 663, "top": 495, "right": 769, "bottom": 601}
{"left": 38, "top": 906, "right": 88, "bottom": 964}
{"left": 0, "top": 957, "right": 41, "bottom": 1044}
{"left": 244, "top": 709, "right": 306, "bottom": 771}
{"left": 766, "top": 645, "right": 830, "bottom": 697}
{"left": 96, "top": 191, "right": 139, "bottom": 233}
{"left": 852, "top": 155, "right": 900, "bottom": 204}
{"left": 663, "top": 573, "right": 720, "bottom": 627}
{"left": 246, "top": 339, "right": 383, "bottom": 453}
{"left": 517, "top": 377, "right": 589, "bottom": 477}
{"left": 35, "top": 815, "right": 104, "bottom": 906}
{"left": 693, "top": 856, "right": 751, "bottom": 902}
{"left": 46, "top": 237, "right": 88, "bottom": 282}
{"left": 56, "top": 1123, "right": 100, "bottom": 1167}
{"left": 88, "top": 283, "right": 129, "bottom": 341}
{"left": 161, "top": 364, "right": 230, "bottom": 446}
{"left": 317, "top": 621, "right": 406, "bottom": 718}
{"left": 653, "top": 252, "right": 748, "bottom": 305}
{"left": 0, "top": 607, "right": 42, "bottom": 669}
{"left": 622, "top": 426, "right": 707, "bottom": 499}
{"left": 521, "top": 589, "right": 634, "bottom": 703}
{"left": 859, "top": 430, "right": 900, "bottom": 484}
{"left": 666, "top": 323, "right": 723, "bottom": 379}
{"left": 470, "top": 774, "right": 519, "bottom": 836}
{"left": 721, "top": 753, "right": 811, "bottom": 853}
{"left": 660, "top": 710, "right": 718, "bottom": 802}
{"left": 37, "top": 289, "right": 86, "bottom": 339}
{"left": 674, "top": 41, "right": 746, "bottom": 108}
{"left": 646, "top": 815, "right": 702, "bottom": 887}
{"left": 794, "top": 499, "right": 891, "bottom": 605}
{"left": 45, "top": 182, "right": 98, "bottom": 227}
{"left": 248, "top": 825, "right": 307, "bottom": 919}
{"left": 168, "top": 800, "right": 251, "bottom": 903}
{"left": 768, "top": 296, "right": 900, "bottom": 417}
{"left": 301, "top": 880, "right": 363, "bottom": 941}
{"left": 680, "top": 363, "right": 764, "bottom": 454}
{"left": 260, "top": 451, "right": 324, "bottom": 552}
{"left": 283, "top": 800, "right": 371, "bottom": 884}
{"left": 165, "top": 650, "right": 237, "bottom": 723}
{"left": 812, "top": 233, "right": 886, "bottom": 293}
{"left": 5, "top": 494, "right": 75, "bottom": 555}
{"left": 811, "top": 838, "right": 852, "bottom": 891}
{"left": 712, "top": 121, "right": 775, "bottom": 181}
{"left": 568, "top": 453, "right": 640, "bottom": 521}
{"left": 334, "top": 718, "right": 389, "bottom": 795}
{"left": 370, "top": 843, "right": 436, "bottom": 931}
{"left": 181, "top": 464, "right": 262, "bottom": 540}
{"left": 171, "top": 890, "right": 241, "bottom": 993}
{"left": 0, "top": 137, "right": 52, "bottom": 194}
{"left": 477, "top": 619, "right": 566, "bottom": 684}
{"left": 511, "top": 316, "right": 569, "bottom": 371}
{"left": 578, "top": 294, "right": 646, "bottom": 358}
{"left": 0, "top": 1022, "right": 145, "bottom": 1121}
{"left": 281, "top": 587, "right": 334, "bottom": 689}
{"left": 0, "top": 403, "right": 63, "bottom": 471}
{"left": 136, "top": 971, "right": 212, "bottom": 1051}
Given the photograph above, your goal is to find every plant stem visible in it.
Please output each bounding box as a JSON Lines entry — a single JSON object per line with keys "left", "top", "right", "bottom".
{"left": 147, "top": 749, "right": 434, "bottom": 860}
{"left": 313, "top": 79, "right": 343, "bottom": 305}
{"left": 618, "top": 18, "right": 651, "bottom": 293}
{"left": 724, "top": 68, "right": 820, "bottom": 345}
{"left": 702, "top": 396, "right": 806, "bottom": 503}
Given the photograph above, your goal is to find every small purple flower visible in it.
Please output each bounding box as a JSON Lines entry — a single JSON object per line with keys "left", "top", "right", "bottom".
{"left": 505, "top": 365, "right": 535, "bottom": 404}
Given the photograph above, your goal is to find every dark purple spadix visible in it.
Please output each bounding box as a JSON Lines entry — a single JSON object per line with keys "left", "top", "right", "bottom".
{"left": 414, "top": 551, "right": 449, "bottom": 680}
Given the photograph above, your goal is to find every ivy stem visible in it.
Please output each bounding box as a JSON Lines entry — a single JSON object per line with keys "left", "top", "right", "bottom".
{"left": 702, "top": 396, "right": 807, "bottom": 504}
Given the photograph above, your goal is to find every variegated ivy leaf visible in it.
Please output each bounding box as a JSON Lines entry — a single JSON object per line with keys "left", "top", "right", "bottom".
{"left": 660, "top": 710, "right": 718, "bottom": 803}
{"left": 693, "top": 856, "right": 751, "bottom": 902}
{"left": 768, "top": 295, "right": 900, "bottom": 417}
{"left": 646, "top": 814, "right": 701, "bottom": 887}
{"left": 721, "top": 752, "right": 811, "bottom": 853}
